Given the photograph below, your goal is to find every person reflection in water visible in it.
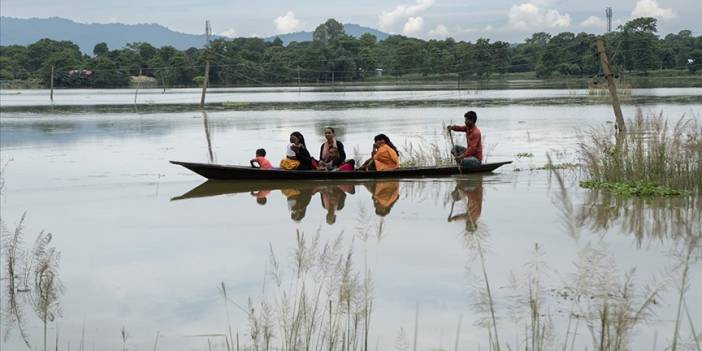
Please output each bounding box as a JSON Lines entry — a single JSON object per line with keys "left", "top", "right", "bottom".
{"left": 365, "top": 181, "right": 400, "bottom": 216}
{"left": 281, "top": 187, "right": 315, "bottom": 222}
{"left": 250, "top": 189, "right": 271, "bottom": 205}
{"left": 448, "top": 178, "right": 484, "bottom": 232}
{"left": 319, "top": 185, "right": 353, "bottom": 224}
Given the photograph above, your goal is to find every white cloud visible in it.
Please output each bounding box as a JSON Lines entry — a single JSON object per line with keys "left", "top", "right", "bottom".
{"left": 402, "top": 16, "right": 424, "bottom": 35}
{"left": 483, "top": 25, "right": 494, "bottom": 32}
{"left": 631, "top": 0, "right": 675, "bottom": 20}
{"left": 219, "top": 28, "right": 237, "bottom": 38}
{"left": 378, "top": 0, "right": 434, "bottom": 31}
{"left": 508, "top": 2, "right": 571, "bottom": 30}
{"left": 428, "top": 24, "right": 449, "bottom": 38}
{"left": 580, "top": 15, "right": 606, "bottom": 28}
{"left": 274, "top": 11, "right": 302, "bottom": 34}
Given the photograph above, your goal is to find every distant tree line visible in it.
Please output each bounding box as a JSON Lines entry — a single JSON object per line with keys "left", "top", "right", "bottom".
{"left": 1, "top": 17, "right": 700, "bottom": 88}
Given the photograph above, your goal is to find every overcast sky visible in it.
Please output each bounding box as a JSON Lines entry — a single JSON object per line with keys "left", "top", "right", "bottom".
{"left": 2, "top": 0, "right": 700, "bottom": 41}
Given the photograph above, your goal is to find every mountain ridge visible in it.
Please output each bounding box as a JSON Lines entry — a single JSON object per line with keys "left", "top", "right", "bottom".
{"left": 0, "top": 16, "right": 390, "bottom": 53}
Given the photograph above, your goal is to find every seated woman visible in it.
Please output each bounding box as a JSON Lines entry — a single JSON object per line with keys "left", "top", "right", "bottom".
{"left": 359, "top": 134, "right": 400, "bottom": 171}
{"left": 279, "top": 144, "right": 300, "bottom": 170}
{"left": 280, "top": 131, "right": 315, "bottom": 170}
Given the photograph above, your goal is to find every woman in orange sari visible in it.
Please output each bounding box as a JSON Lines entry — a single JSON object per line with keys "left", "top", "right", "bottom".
{"left": 359, "top": 134, "right": 400, "bottom": 171}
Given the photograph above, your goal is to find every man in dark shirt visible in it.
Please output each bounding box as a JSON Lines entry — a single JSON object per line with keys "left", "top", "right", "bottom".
{"left": 447, "top": 110, "right": 483, "bottom": 167}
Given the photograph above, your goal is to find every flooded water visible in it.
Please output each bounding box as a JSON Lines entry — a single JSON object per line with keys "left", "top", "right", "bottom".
{"left": 2, "top": 87, "right": 701, "bottom": 107}
{"left": 1, "top": 88, "right": 700, "bottom": 351}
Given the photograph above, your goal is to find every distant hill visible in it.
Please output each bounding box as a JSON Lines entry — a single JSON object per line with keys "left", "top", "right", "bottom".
{"left": 265, "top": 24, "right": 390, "bottom": 44}
{"left": 0, "top": 17, "right": 209, "bottom": 53}
{"left": 0, "top": 17, "right": 391, "bottom": 53}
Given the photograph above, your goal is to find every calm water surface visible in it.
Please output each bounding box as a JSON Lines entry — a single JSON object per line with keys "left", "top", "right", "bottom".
{"left": 1, "top": 92, "right": 700, "bottom": 350}
{"left": 2, "top": 87, "right": 701, "bottom": 106}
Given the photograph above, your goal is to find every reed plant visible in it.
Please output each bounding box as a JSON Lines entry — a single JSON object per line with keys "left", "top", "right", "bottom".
{"left": 569, "top": 242, "right": 671, "bottom": 351}
{"left": 244, "top": 229, "right": 374, "bottom": 351}
{"left": 1, "top": 212, "right": 63, "bottom": 351}
{"left": 506, "top": 244, "right": 552, "bottom": 351}
{"left": 1, "top": 213, "right": 32, "bottom": 347}
{"left": 400, "top": 139, "right": 453, "bottom": 168}
{"left": 579, "top": 109, "right": 702, "bottom": 194}
{"left": 400, "top": 126, "right": 455, "bottom": 168}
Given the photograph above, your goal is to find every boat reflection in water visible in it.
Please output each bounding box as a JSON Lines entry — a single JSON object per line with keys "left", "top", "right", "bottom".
{"left": 173, "top": 177, "right": 481, "bottom": 223}
{"left": 280, "top": 185, "right": 356, "bottom": 223}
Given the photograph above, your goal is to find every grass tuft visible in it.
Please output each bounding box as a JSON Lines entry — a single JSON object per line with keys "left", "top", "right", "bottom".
{"left": 580, "top": 109, "right": 702, "bottom": 195}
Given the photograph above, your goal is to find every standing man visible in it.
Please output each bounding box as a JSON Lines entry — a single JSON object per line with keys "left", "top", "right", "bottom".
{"left": 447, "top": 110, "right": 482, "bottom": 167}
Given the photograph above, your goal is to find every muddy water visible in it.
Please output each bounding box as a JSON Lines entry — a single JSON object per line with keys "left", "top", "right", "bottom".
{"left": 1, "top": 95, "right": 700, "bottom": 351}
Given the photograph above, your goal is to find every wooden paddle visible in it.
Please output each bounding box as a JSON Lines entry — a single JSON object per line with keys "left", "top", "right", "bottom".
{"left": 447, "top": 128, "right": 463, "bottom": 175}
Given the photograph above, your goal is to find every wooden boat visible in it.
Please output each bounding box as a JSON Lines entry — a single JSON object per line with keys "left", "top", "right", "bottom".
{"left": 171, "top": 160, "right": 511, "bottom": 180}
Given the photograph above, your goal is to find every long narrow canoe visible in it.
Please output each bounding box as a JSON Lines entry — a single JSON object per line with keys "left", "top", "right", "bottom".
{"left": 171, "top": 160, "right": 511, "bottom": 180}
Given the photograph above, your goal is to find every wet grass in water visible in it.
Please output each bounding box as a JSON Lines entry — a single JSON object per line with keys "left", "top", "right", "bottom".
{"left": 580, "top": 109, "right": 702, "bottom": 195}
{"left": 240, "top": 229, "right": 374, "bottom": 351}
{"left": 1, "top": 214, "right": 63, "bottom": 351}
{"left": 579, "top": 180, "right": 689, "bottom": 196}
{"left": 399, "top": 126, "right": 454, "bottom": 168}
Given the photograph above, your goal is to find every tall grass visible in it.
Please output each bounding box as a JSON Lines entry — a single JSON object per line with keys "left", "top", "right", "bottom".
{"left": 400, "top": 126, "right": 454, "bottom": 167}
{"left": 400, "top": 138, "right": 453, "bottom": 168}
{"left": 244, "top": 229, "right": 374, "bottom": 351}
{"left": 1, "top": 213, "right": 63, "bottom": 351}
{"left": 506, "top": 244, "right": 551, "bottom": 351}
{"left": 1, "top": 213, "right": 32, "bottom": 347}
{"left": 580, "top": 109, "right": 702, "bottom": 193}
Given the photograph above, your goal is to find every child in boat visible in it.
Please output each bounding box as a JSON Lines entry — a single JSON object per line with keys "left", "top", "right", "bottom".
{"left": 319, "top": 146, "right": 343, "bottom": 170}
{"left": 250, "top": 148, "right": 273, "bottom": 169}
{"left": 319, "top": 146, "right": 355, "bottom": 172}
{"left": 280, "top": 144, "right": 301, "bottom": 170}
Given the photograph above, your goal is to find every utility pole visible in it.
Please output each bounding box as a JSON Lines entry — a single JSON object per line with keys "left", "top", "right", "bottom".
{"left": 200, "top": 20, "right": 211, "bottom": 108}
{"left": 605, "top": 7, "right": 613, "bottom": 33}
{"left": 49, "top": 65, "right": 55, "bottom": 102}
{"left": 134, "top": 68, "right": 142, "bottom": 106}
{"left": 297, "top": 65, "right": 301, "bottom": 93}
{"left": 595, "top": 37, "right": 626, "bottom": 133}
{"left": 161, "top": 68, "right": 166, "bottom": 94}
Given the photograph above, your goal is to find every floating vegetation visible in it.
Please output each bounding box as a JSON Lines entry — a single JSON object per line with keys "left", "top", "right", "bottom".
{"left": 579, "top": 180, "right": 688, "bottom": 197}
{"left": 515, "top": 152, "right": 535, "bottom": 158}
{"left": 514, "top": 162, "right": 580, "bottom": 172}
